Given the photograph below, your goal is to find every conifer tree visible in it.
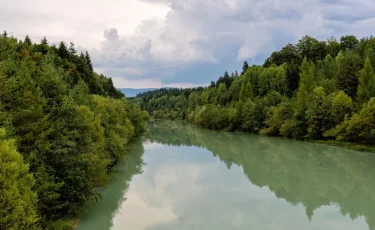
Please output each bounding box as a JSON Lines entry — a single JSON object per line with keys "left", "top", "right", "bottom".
{"left": 69, "top": 42, "right": 77, "bottom": 55}
{"left": 41, "top": 37, "right": 48, "bottom": 45}
{"left": 357, "top": 57, "right": 375, "bottom": 104}
{"left": 58, "top": 41, "right": 69, "bottom": 59}
{"left": 297, "top": 58, "right": 316, "bottom": 107}
{"left": 85, "top": 51, "right": 93, "bottom": 71}
{"left": 24, "top": 35, "right": 32, "bottom": 46}
{"left": 241, "top": 61, "right": 249, "bottom": 75}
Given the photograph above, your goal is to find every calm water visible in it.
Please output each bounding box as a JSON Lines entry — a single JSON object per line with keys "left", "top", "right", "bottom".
{"left": 77, "top": 121, "right": 375, "bottom": 230}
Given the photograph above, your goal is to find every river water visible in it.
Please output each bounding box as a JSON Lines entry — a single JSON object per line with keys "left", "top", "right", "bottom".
{"left": 77, "top": 121, "right": 375, "bottom": 230}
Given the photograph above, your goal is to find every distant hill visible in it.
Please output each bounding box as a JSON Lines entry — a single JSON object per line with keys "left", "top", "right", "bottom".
{"left": 119, "top": 88, "right": 159, "bottom": 97}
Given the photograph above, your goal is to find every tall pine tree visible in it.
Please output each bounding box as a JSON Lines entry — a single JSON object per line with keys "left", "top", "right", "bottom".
{"left": 241, "top": 61, "right": 249, "bottom": 75}
{"left": 357, "top": 56, "right": 375, "bottom": 104}
{"left": 297, "top": 57, "right": 316, "bottom": 107}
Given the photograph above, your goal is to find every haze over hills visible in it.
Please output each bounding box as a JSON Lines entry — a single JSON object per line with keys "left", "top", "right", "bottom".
{"left": 119, "top": 88, "right": 159, "bottom": 97}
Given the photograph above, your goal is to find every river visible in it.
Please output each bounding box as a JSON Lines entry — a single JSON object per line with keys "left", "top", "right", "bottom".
{"left": 77, "top": 121, "right": 375, "bottom": 230}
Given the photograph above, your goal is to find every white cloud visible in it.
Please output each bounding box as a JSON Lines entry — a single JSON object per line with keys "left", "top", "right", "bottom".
{"left": 2, "top": 0, "right": 375, "bottom": 87}
{"left": 0, "top": 0, "right": 170, "bottom": 49}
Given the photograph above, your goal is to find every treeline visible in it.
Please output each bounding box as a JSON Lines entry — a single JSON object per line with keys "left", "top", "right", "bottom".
{"left": 0, "top": 32, "right": 148, "bottom": 229}
{"left": 135, "top": 35, "right": 375, "bottom": 145}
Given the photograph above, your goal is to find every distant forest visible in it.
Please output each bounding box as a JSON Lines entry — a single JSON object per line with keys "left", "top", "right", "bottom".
{"left": 133, "top": 35, "right": 375, "bottom": 146}
{"left": 0, "top": 32, "right": 148, "bottom": 230}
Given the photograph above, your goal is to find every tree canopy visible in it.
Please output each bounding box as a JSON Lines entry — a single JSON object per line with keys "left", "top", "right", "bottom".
{"left": 134, "top": 34, "right": 375, "bottom": 146}
{"left": 0, "top": 33, "right": 148, "bottom": 229}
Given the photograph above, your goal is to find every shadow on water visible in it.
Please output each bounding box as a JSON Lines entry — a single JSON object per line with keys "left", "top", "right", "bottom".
{"left": 145, "top": 120, "right": 375, "bottom": 230}
{"left": 76, "top": 139, "right": 145, "bottom": 230}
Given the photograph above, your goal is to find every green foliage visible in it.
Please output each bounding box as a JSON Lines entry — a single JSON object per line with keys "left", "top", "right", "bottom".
{"left": 241, "top": 61, "right": 249, "bottom": 75}
{"left": 297, "top": 58, "right": 316, "bottom": 107}
{"left": 316, "top": 54, "right": 338, "bottom": 94}
{"left": 325, "top": 98, "right": 375, "bottom": 144}
{"left": 357, "top": 57, "right": 375, "bottom": 104}
{"left": 133, "top": 34, "right": 375, "bottom": 148}
{"left": 306, "top": 87, "right": 331, "bottom": 138}
{"left": 260, "top": 101, "right": 293, "bottom": 136}
{"left": 336, "top": 50, "right": 362, "bottom": 98}
{"left": 329, "top": 91, "right": 354, "bottom": 126}
{"left": 0, "top": 34, "right": 148, "bottom": 228}
{"left": 340, "top": 35, "right": 359, "bottom": 50}
{"left": 0, "top": 129, "right": 40, "bottom": 230}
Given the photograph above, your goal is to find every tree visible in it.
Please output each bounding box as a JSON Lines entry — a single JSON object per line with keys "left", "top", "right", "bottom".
{"left": 217, "top": 83, "right": 228, "bottom": 105}
{"left": 357, "top": 56, "right": 375, "bottom": 104}
{"left": 261, "top": 101, "right": 293, "bottom": 136}
{"left": 69, "top": 42, "right": 77, "bottom": 55}
{"left": 41, "top": 37, "right": 48, "bottom": 45}
{"left": 24, "top": 35, "right": 32, "bottom": 46}
{"left": 316, "top": 54, "right": 338, "bottom": 93}
{"left": 240, "top": 81, "right": 252, "bottom": 101}
{"left": 85, "top": 51, "right": 93, "bottom": 71}
{"left": 310, "top": 40, "right": 328, "bottom": 61}
{"left": 0, "top": 33, "right": 148, "bottom": 229}
{"left": 228, "top": 78, "right": 241, "bottom": 102}
{"left": 241, "top": 61, "right": 249, "bottom": 75}
{"left": 326, "top": 98, "right": 375, "bottom": 143}
{"left": 0, "top": 129, "right": 40, "bottom": 230}
{"left": 58, "top": 41, "right": 69, "bottom": 59}
{"left": 2, "top": 30, "right": 8, "bottom": 37}
{"left": 326, "top": 37, "right": 340, "bottom": 57}
{"left": 2, "top": 60, "right": 48, "bottom": 155}
{"left": 297, "top": 58, "right": 316, "bottom": 107}
{"left": 264, "top": 44, "right": 300, "bottom": 66}
{"left": 340, "top": 35, "right": 359, "bottom": 50}
{"left": 292, "top": 58, "right": 316, "bottom": 138}
{"left": 329, "top": 90, "right": 353, "bottom": 127}
{"left": 285, "top": 59, "right": 301, "bottom": 95}
{"left": 296, "top": 35, "right": 319, "bottom": 60}
{"left": 336, "top": 50, "right": 362, "bottom": 98}
{"left": 36, "top": 37, "right": 49, "bottom": 54}
{"left": 241, "top": 98, "right": 265, "bottom": 132}
{"left": 306, "top": 87, "right": 331, "bottom": 138}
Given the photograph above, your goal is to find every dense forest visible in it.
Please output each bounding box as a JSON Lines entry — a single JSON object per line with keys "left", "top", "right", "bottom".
{"left": 134, "top": 35, "right": 375, "bottom": 146}
{"left": 0, "top": 32, "right": 148, "bottom": 229}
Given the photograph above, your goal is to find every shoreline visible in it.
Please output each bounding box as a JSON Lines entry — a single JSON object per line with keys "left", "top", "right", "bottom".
{"left": 153, "top": 119, "right": 375, "bottom": 153}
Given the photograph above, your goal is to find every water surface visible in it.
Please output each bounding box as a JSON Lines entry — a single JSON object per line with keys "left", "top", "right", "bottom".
{"left": 77, "top": 121, "right": 375, "bottom": 230}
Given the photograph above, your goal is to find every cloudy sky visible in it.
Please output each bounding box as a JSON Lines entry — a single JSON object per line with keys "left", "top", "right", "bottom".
{"left": 1, "top": 0, "right": 374, "bottom": 88}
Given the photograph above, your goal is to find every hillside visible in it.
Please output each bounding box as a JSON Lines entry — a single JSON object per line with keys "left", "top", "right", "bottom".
{"left": 0, "top": 33, "right": 148, "bottom": 230}
{"left": 134, "top": 35, "right": 375, "bottom": 147}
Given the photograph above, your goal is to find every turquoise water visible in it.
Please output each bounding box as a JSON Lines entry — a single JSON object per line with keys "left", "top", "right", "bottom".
{"left": 77, "top": 121, "right": 375, "bottom": 230}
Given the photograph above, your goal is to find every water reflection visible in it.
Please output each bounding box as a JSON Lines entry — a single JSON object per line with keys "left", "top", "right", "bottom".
{"left": 77, "top": 139, "right": 145, "bottom": 230}
{"left": 78, "top": 121, "right": 375, "bottom": 230}
{"left": 145, "top": 121, "right": 375, "bottom": 230}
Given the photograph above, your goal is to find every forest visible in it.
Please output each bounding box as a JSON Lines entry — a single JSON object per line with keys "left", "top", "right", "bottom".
{"left": 0, "top": 32, "right": 148, "bottom": 229}
{"left": 134, "top": 35, "right": 375, "bottom": 147}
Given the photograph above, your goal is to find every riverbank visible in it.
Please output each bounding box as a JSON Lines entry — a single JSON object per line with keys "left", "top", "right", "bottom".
{"left": 310, "top": 140, "right": 375, "bottom": 152}
{"left": 151, "top": 118, "right": 375, "bottom": 153}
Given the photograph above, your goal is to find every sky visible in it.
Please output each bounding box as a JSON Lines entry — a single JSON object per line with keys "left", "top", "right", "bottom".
{"left": 1, "top": 0, "right": 375, "bottom": 88}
